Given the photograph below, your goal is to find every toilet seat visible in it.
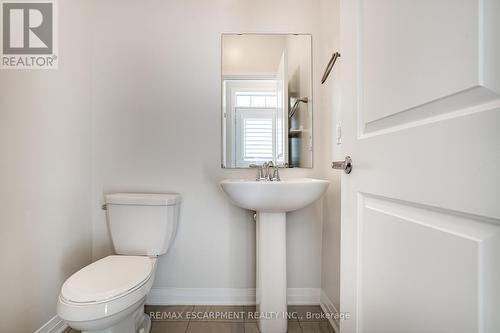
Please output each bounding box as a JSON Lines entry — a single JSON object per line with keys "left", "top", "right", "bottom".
{"left": 57, "top": 255, "right": 157, "bottom": 323}
{"left": 61, "top": 255, "right": 155, "bottom": 304}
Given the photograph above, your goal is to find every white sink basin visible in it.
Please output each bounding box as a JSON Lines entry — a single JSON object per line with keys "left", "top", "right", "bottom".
{"left": 220, "top": 177, "right": 329, "bottom": 333}
{"left": 220, "top": 178, "right": 329, "bottom": 213}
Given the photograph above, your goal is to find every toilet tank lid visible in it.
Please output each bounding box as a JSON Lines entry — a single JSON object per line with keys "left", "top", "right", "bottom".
{"left": 105, "top": 193, "right": 181, "bottom": 206}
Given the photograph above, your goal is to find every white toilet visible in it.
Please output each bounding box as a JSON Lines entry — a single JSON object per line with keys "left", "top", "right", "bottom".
{"left": 57, "top": 193, "right": 181, "bottom": 333}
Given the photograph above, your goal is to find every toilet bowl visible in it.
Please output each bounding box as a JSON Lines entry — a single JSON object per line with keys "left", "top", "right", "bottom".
{"left": 57, "top": 256, "right": 156, "bottom": 333}
{"left": 57, "top": 193, "right": 181, "bottom": 333}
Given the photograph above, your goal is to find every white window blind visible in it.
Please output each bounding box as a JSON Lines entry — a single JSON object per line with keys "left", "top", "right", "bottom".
{"left": 243, "top": 118, "right": 273, "bottom": 160}
{"left": 235, "top": 108, "right": 276, "bottom": 167}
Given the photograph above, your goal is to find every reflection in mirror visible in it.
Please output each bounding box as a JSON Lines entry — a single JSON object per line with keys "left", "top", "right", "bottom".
{"left": 221, "top": 34, "right": 312, "bottom": 168}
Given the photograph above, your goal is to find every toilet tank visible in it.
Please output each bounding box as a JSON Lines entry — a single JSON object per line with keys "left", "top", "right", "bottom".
{"left": 105, "top": 193, "right": 181, "bottom": 256}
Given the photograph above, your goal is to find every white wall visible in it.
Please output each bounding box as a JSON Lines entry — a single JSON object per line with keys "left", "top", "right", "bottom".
{"left": 222, "top": 34, "right": 286, "bottom": 76}
{"left": 0, "top": 1, "right": 93, "bottom": 332}
{"left": 318, "top": 0, "right": 342, "bottom": 311}
{"left": 91, "top": 0, "right": 328, "bottom": 292}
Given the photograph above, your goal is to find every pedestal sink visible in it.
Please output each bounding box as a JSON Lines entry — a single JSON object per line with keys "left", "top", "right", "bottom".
{"left": 220, "top": 178, "right": 329, "bottom": 333}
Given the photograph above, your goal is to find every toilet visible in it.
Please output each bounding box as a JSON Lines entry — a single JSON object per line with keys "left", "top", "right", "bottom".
{"left": 57, "top": 193, "right": 181, "bottom": 333}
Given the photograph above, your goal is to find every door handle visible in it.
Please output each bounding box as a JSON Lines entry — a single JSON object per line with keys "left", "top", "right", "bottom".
{"left": 332, "top": 156, "right": 352, "bottom": 174}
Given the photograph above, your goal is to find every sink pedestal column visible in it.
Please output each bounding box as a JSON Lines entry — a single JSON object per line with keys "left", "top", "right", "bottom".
{"left": 256, "top": 212, "right": 287, "bottom": 333}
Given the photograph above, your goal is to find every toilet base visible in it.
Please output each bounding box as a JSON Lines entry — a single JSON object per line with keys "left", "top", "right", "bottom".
{"left": 73, "top": 299, "right": 151, "bottom": 333}
{"left": 139, "top": 313, "right": 152, "bottom": 333}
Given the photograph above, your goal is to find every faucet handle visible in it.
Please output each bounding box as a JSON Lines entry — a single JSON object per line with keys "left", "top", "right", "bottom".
{"left": 257, "top": 167, "right": 266, "bottom": 181}
{"left": 272, "top": 166, "right": 281, "bottom": 181}
{"left": 250, "top": 164, "right": 266, "bottom": 181}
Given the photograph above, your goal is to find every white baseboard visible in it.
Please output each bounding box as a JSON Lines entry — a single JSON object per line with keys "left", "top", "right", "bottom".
{"left": 146, "top": 288, "right": 256, "bottom": 305}
{"left": 320, "top": 289, "right": 339, "bottom": 333}
{"left": 146, "top": 288, "right": 321, "bottom": 306}
{"left": 34, "top": 315, "right": 67, "bottom": 333}
{"left": 287, "top": 288, "right": 320, "bottom": 305}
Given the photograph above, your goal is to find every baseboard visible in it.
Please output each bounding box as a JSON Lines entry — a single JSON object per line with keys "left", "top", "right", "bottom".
{"left": 34, "top": 315, "right": 67, "bottom": 333}
{"left": 287, "top": 288, "right": 321, "bottom": 305}
{"left": 146, "top": 288, "right": 256, "bottom": 305}
{"left": 146, "top": 288, "right": 321, "bottom": 306}
{"left": 320, "top": 289, "right": 340, "bottom": 333}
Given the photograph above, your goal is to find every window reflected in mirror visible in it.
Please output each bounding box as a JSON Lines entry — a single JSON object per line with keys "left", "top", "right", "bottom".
{"left": 221, "top": 34, "right": 312, "bottom": 168}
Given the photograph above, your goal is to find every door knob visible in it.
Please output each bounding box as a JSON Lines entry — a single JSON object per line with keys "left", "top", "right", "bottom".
{"left": 332, "top": 156, "right": 352, "bottom": 174}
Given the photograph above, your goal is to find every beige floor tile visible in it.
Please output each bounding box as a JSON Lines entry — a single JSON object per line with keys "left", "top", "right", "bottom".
{"left": 299, "top": 321, "right": 334, "bottom": 333}
{"left": 246, "top": 305, "right": 301, "bottom": 322}
{"left": 146, "top": 305, "right": 195, "bottom": 321}
{"left": 244, "top": 322, "right": 260, "bottom": 333}
{"left": 151, "top": 321, "right": 189, "bottom": 333}
{"left": 64, "top": 314, "right": 304, "bottom": 332}
{"left": 244, "top": 320, "right": 301, "bottom": 333}
{"left": 64, "top": 321, "right": 190, "bottom": 333}
{"left": 283, "top": 306, "right": 301, "bottom": 321}
{"left": 191, "top": 305, "right": 246, "bottom": 322}
{"left": 287, "top": 321, "right": 303, "bottom": 333}
{"left": 244, "top": 305, "right": 257, "bottom": 322}
{"left": 187, "top": 321, "right": 245, "bottom": 333}
{"left": 288, "top": 305, "right": 328, "bottom": 322}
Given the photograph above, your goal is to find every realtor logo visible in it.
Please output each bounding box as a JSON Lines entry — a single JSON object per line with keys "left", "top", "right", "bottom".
{"left": 1, "top": 0, "right": 57, "bottom": 69}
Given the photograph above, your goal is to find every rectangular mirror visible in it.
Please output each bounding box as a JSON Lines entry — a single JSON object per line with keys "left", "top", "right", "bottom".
{"left": 221, "top": 34, "right": 313, "bottom": 168}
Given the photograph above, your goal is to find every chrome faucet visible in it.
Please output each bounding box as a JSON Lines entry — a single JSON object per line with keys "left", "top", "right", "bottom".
{"left": 256, "top": 164, "right": 266, "bottom": 181}
{"left": 250, "top": 161, "right": 281, "bottom": 181}
{"left": 264, "top": 161, "right": 273, "bottom": 181}
{"left": 272, "top": 164, "right": 281, "bottom": 181}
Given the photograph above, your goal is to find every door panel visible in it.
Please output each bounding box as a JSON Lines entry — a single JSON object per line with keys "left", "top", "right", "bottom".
{"left": 339, "top": 0, "right": 500, "bottom": 332}
{"left": 358, "top": 194, "right": 500, "bottom": 333}
{"left": 359, "top": 0, "right": 500, "bottom": 135}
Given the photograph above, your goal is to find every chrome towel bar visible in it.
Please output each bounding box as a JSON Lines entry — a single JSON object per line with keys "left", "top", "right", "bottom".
{"left": 321, "top": 52, "right": 341, "bottom": 84}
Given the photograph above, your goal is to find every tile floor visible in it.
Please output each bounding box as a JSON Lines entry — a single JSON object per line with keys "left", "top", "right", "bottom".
{"left": 65, "top": 305, "right": 335, "bottom": 333}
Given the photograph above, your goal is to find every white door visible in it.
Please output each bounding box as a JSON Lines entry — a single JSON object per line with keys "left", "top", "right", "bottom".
{"left": 339, "top": 1, "right": 500, "bottom": 333}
